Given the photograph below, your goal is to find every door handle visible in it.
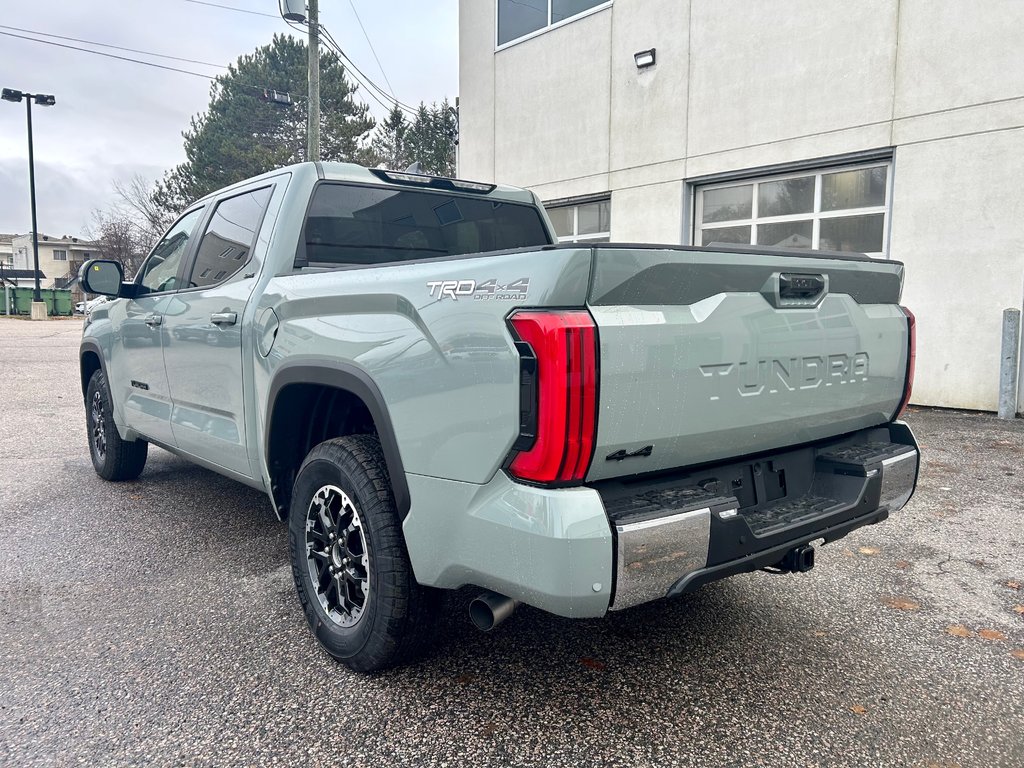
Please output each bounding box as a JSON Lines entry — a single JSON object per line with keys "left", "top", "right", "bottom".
{"left": 144, "top": 315, "right": 162, "bottom": 327}
{"left": 211, "top": 312, "right": 237, "bottom": 326}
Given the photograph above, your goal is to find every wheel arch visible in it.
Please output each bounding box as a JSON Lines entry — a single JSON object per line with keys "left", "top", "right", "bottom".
{"left": 265, "top": 361, "right": 411, "bottom": 522}
{"left": 80, "top": 340, "right": 107, "bottom": 404}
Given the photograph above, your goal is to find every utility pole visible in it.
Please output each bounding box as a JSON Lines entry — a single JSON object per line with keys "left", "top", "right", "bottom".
{"left": 307, "top": 0, "right": 320, "bottom": 162}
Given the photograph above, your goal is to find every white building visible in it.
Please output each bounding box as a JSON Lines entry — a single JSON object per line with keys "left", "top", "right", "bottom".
{"left": 0, "top": 234, "right": 14, "bottom": 267}
{"left": 458, "top": 0, "right": 1024, "bottom": 411}
{"left": 11, "top": 233, "right": 100, "bottom": 300}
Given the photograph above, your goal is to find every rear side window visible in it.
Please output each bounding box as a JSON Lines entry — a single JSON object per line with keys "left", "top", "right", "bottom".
{"left": 187, "top": 186, "right": 272, "bottom": 289}
{"left": 300, "top": 183, "right": 551, "bottom": 268}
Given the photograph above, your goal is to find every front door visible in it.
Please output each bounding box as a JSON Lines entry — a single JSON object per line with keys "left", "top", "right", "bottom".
{"left": 107, "top": 207, "right": 206, "bottom": 445}
{"left": 161, "top": 186, "right": 273, "bottom": 478}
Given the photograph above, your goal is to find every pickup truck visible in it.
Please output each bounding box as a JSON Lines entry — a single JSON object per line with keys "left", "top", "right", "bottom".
{"left": 79, "top": 162, "right": 919, "bottom": 672}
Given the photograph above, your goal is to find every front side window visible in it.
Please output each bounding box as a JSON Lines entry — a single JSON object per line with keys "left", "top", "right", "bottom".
{"left": 546, "top": 199, "right": 611, "bottom": 243}
{"left": 137, "top": 207, "right": 205, "bottom": 294}
{"left": 301, "top": 184, "right": 551, "bottom": 268}
{"left": 695, "top": 162, "right": 891, "bottom": 257}
{"left": 497, "top": 0, "right": 610, "bottom": 46}
{"left": 186, "top": 187, "right": 272, "bottom": 289}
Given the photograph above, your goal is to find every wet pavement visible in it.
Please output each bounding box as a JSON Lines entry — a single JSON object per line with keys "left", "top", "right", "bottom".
{"left": 1, "top": 317, "right": 1022, "bottom": 767}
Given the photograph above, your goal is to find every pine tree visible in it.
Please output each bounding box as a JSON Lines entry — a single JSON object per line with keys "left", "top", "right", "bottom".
{"left": 369, "top": 105, "right": 411, "bottom": 170}
{"left": 154, "top": 34, "right": 374, "bottom": 214}
{"left": 401, "top": 100, "right": 457, "bottom": 177}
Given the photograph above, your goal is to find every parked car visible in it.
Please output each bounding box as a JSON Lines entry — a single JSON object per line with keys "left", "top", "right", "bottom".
{"left": 76, "top": 296, "right": 109, "bottom": 315}
{"left": 78, "top": 162, "right": 919, "bottom": 672}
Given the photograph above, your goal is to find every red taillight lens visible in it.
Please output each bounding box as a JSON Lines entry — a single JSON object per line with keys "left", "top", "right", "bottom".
{"left": 507, "top": 310, "right": 598, "bottom": 484}
{"left": 894, "top": 306, "right": 916, "bottom": 418}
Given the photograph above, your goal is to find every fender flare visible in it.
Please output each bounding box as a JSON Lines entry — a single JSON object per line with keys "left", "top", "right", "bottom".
{"left": 265, "top": 360, "right": 411, "bottom": 519}
{"left": 79, "top": 339, "right": 109, "bottom": 402}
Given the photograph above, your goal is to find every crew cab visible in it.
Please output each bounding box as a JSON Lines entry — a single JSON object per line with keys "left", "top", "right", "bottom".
{"left": 79, "top": 162, "right": 919, "bottom": 671}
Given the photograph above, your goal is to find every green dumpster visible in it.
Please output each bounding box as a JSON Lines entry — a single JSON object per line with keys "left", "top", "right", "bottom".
{"left": 3, "top": 287, "right": 73, "bottom": 316}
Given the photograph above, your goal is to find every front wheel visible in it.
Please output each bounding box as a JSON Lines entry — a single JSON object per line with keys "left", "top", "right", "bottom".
{"left": 85, "top": 369, "right": 148, "bottom": 481}
{"left": 288, "top": 435, "right": 440, "bottom": 672}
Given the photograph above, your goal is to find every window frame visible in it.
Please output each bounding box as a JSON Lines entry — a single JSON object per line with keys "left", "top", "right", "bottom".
{"left": 693, "top": 160, "right": 894, "bottom": 258}
{"left": 545, "top": 198, "right": 611, "bottom": 244}
{"left": 52, "top": 249, "right": 68, "bottom": 261}
{"left": 133, "top": 205, "right": 208, "bottom": 297}
{"left": 495, "top": 0, "right": 613, "bottom": 51}
{"left": 178, "top": 183, "right": 275, "bottom": 293}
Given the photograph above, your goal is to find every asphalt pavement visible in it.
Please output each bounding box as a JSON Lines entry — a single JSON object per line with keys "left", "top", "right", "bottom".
{"left": 1, "top": 316, "right": 1022, "bottom": 767}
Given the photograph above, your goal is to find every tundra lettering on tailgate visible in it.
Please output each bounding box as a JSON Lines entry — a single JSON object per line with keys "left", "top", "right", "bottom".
{"left": 699, "top": 353, "right": 870, "bottom": 401}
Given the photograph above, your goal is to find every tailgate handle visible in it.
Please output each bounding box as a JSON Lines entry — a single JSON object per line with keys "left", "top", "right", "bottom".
{"left": 780, "top": 273, "right": 825, "bottom": 300}
{"left": 768, "top": 273, "right": 829, "bottom": 307}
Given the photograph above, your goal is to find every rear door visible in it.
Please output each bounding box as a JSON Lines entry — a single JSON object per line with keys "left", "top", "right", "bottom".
{"left": 585, "top": 246, "right": 910, "bottom": 481}
{"left": 107, "top": 207, "right": 206, "bottom": 445}
{"left": 161, "top": 185, "right": 273, "bottom": 477}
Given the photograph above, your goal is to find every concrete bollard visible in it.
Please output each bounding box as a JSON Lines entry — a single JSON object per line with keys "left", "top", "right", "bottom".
{"left": 998, "top": 308, "right": 1020, "bottom": 420}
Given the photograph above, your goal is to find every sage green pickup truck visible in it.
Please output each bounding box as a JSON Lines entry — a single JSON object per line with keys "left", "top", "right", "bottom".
{"left": 78, "top": 162, "right": 919, "bottom": 671}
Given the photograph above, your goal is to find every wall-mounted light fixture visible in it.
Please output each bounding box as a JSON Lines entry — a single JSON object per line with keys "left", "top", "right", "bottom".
{"left": 634, "top": 48, "right": 656, "bottom": 70}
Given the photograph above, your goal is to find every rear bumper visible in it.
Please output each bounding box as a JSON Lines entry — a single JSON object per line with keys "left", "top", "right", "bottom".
{"left": 604, "top": 421, "right": 920, "bottom": 611}
{"left": 403, "top": 422, "right": 918, "bottom": 619}
{"left": 664, "top": 507, "right": 889, "bottom": 598}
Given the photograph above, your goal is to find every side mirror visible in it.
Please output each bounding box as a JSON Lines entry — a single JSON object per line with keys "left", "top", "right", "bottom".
{"left": 80, "top": 259, "right": 124, "bottom": 297}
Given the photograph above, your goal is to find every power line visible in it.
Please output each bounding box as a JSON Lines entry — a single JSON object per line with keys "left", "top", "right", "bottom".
{"left": 281, "top": 18, "right": 396, "bottom": 115}
{"left": 181, "top": 0, "right": 280, "bottom": 19}
{"left": 288, "top": 18, "right": 418, "bottom": 117}
{"left": 324, "top": 25, "right": 418, "bottom": 113}
{"left": 0, "top": 30, "right": 216, "bottom": 80}
{"left": 0, "top": 24, "right": 224, "bottom": 68}
{"left": 346, "top": 0, "right": 395, "bottom": 98}
{"left": 182, "top": 0, "right": 419, "bottom": 118}
{"left": 0, "top": 30, "right": 305, "bottom": 101}
{"left": 319, "top": 25, "right": 412, "bottom": 114}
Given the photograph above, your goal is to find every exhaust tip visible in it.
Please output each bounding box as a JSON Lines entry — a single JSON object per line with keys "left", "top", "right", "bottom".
{"left": 469, "top": 591, "right": 518, "bottom": 632}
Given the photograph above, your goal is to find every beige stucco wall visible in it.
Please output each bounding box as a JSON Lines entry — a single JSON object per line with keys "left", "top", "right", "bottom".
{"left": 11, "top": 236, "right": 96, "bottom": 287}
{"left": 459, "top": 0, "right": 1024, "bottom": 411}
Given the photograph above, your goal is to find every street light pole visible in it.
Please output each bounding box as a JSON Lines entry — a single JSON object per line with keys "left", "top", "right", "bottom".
{"left": 25, "top": 95, "right": 41, "bottom": 303}
{"left": 2, "top": 87, "right": 55, "bottom": 314}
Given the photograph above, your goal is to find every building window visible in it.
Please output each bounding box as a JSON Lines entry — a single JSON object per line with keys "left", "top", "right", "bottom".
{"left": 497, "top": 0, "right": 611, "bottom": 47}
{"left": 546, "top": 199, "right": 611, "bottom": 243}
{"left": 52, "top": 249, "right": 68, "bottom": 261}
{"left": 694, "top": 162, "right": 892, "bottom": 257}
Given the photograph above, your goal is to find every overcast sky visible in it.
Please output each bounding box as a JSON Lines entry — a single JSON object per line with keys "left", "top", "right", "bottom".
{"left": 0, "top": 0, "right": 458, "bottom": 237}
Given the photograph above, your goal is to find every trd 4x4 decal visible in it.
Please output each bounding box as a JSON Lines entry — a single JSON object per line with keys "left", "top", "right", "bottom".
{"left": 427, "top": 278, "right": 530, "bottom": 301}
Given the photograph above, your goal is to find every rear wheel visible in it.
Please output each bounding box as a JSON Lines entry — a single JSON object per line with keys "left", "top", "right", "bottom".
{"left": 85, "top": 369, "right": 148, "bottom": 481}
{"left": 288, "top": 435, "right": 439, "bottom": 672}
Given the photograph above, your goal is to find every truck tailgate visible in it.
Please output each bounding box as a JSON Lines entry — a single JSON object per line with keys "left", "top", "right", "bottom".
{"left": 586, "top": 246, "right": 909, "bottom": 482}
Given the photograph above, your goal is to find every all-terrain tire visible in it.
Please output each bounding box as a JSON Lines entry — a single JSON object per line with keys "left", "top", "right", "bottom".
{"left": 86, "top": 369, "right": 148, "bottom": 481}
{"left": 288, "top": 435, "right": 440, "bottom": 672}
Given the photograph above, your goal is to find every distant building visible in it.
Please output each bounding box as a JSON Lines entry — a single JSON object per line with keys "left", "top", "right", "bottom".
{"left": 11, "top": 233, "right": 102, "bottom": 303}
{"left": 458, "top": 0, "right": 1024, "bottom": 411}
{"left": 0, "top": 234, "right": 14, "bottom": 267}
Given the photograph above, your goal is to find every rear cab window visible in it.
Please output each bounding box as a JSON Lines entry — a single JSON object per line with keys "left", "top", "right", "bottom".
{"left": 298, "top": 183, "right": 552, "bottom": 269}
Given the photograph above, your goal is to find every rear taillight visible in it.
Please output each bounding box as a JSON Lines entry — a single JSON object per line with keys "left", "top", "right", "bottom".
{"left": 506, "top": 310, "right": 598, "bottom": 485}
{"left": 894, "top": 306, "right": 916, "bottom": 419}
